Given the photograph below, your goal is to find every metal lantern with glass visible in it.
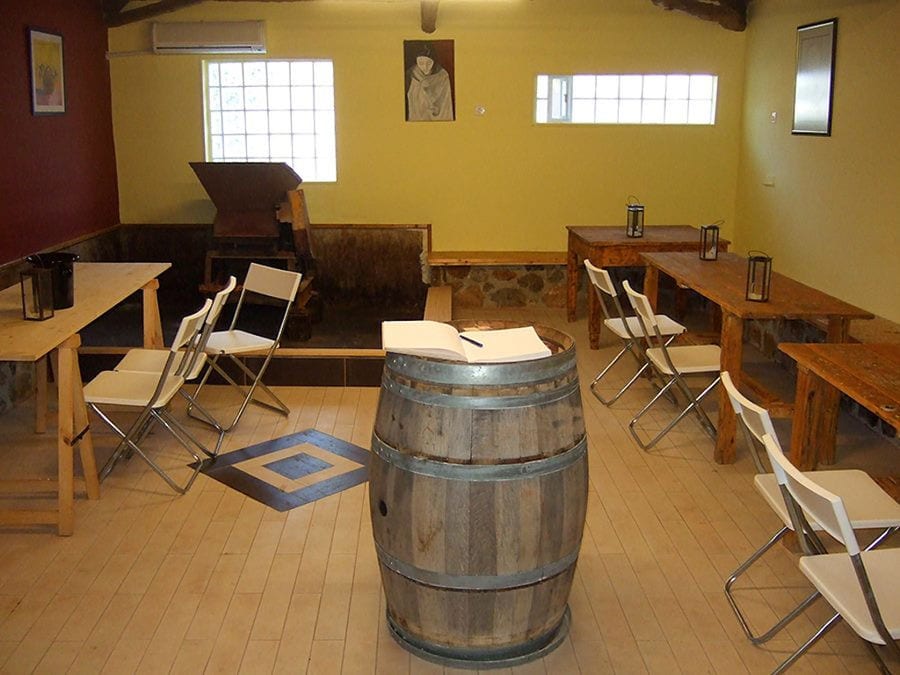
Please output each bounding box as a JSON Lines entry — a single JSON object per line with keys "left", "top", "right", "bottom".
{"left": 626, "top": 196, "right": 644, "bottom": 238}
{"left": 699, "top": 221, "right": 722, "bottom": 261}
{"left": 745, "top": 251, "right": 772, "bottom": 302}
{"left": 20, "top": 267, "right": 54, "bottom": 321}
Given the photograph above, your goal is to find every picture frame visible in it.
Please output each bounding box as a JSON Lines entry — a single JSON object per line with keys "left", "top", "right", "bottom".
{"left": 29, "top": 29, "right": 65, "bottom": 115}
{"left": 791, "top": 18, "right": 837, "bottom": 136}
{"left": 403, "top": 39, "right": 456, "bottom": 122}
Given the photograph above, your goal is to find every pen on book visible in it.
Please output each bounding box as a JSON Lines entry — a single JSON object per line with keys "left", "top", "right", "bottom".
{"left": 460, "top": 335, "right": 484, "bottom": 348}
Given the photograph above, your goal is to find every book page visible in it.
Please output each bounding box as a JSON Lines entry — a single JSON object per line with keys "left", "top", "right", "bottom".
{"left": 459, "top": 326, "right": 551, "bottom": 363}
{"left": 381, "top": 320, "right": 467, "bottom": 361}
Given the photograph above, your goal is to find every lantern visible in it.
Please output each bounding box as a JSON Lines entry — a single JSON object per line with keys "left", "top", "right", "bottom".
{"left": 20, "top": 267, "right": 54, "bottom": 321}
{"left": 699, "top": 221, "right": 722, "bottom": 261}
{"left": 626, "top": 196, "right": 644, "bottom": 238}
{"left": 745, "top": 251, "right": 772, "bottom": 302}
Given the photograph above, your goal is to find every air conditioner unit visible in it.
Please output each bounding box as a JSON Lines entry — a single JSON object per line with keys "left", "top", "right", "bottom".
{"left": 152, "top": 21, "right": 266, "bottom": 55}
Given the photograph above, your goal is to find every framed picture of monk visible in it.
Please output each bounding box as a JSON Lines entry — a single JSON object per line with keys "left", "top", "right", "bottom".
{"left": 403, "top": 39, "right": 455, "bottom": 122}
{"left": 29, "top": 29, "right": 65, "bottom": 114}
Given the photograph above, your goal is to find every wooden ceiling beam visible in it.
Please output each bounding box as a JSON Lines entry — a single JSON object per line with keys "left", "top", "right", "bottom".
{"left": 104, "top": 0, "right": 206, "bottom": 27}
{"left": 421, "top": 0, "right": 439, "bottom": 34}
{"left": 650, "top": 0, "right": 747, "bottom": 31}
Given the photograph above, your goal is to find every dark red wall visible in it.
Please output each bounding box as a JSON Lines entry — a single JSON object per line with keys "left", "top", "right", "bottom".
{"left": 0, "top": 1, "right": 119, "bottom": 265}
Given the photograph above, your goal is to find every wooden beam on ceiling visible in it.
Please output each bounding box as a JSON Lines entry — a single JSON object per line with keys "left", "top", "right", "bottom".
{"left": 421, "top": 0, "right": 439, "bottom": 34}
{"left": 104, "top": 0, "right": 205, "bottom": 27}
{"left": 650, "top": 0, "right": 748, "bottom": 31}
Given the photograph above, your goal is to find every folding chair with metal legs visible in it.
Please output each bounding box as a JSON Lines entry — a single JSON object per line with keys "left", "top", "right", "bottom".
{"left": 762, "top": 434, "right": 900, "bottom": 674}
{"left": 583, "top": 260, "right": 686, "bottom": 405}
{"left": 621, "top": 280, "right": 721, "bottom": 450}
{"left": 720, "top": 371, "right": 900, "bottom": 646}
{"left": 188, "top": 263, "right": 302, "bottom": 432}
{"left": 84, "top": 299, "right": 213, "bottom": 494}
{"left": 114, "top": 276, "right": 237, "bottom": 458}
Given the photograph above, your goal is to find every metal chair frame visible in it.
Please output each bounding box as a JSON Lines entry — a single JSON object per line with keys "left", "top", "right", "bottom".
{"left": 188, "top": 263, "right": 302, "bottom": 433}
{"left": 86, "top": 299, "right": 212, "bottom": 494}
{"left": 622, "top": 280, "right": 721, "bottom": 449}
{"left": 583, "top": 260, "right": 685, "bottom": 405}
{"left": 762, "top": 434, "right": 900, "bottom": 674}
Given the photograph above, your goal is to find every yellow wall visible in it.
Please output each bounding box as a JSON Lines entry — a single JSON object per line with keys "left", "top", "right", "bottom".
{"left": 109, "top": 0, "right": 746, "bottom": 253}
{"left": 735, "top": 0, "right": 900, "bottom": 322}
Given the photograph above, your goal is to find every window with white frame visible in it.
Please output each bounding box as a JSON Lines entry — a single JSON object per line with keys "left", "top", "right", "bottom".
{"left": 535, "top": 74, "right": 718, "bottom": 125}
{"left": 204, "top": 60, "right": 336, "bottom": 182}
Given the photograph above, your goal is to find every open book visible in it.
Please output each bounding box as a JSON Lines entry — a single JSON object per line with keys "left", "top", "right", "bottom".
{"left": 382, "top": 321, "right": 552, "bottom": 363}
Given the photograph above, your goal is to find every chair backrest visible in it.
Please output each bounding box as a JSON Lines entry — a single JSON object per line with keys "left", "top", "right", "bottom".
{"left": 149, "top": 298, "right": 211, "bottom": 406}
{"left": 584, "top": 260, "right": 616, "bottom": 297}
{"left": 762, "top": 434, "right": 860, "bottom": 554}
{"left": 179, "top": 276, "right": 237, "bottom": 380}
{"left": 228, "top": 264, "right": 303, "bottom": 338}
{"left": 584, "top": 260, "right": 636, "bottom": 333}
{"left": 721, "top": 370, "right": 780, "bottom": 474}
{"left": 622, "top": 279, "right": 659, "bottom": 339}
{"left": 243, "top": 263, "right": 302, "bottom": 302}
{"left": 206, "top": 275, "right": 237, "bottom": 328}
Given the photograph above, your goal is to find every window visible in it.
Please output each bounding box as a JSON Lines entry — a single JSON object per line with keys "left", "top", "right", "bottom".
{"left": 535, "top": 74, "right": 718, "bottom": 125}
{"left": 204, "top": 60, "right": 336, "bottom": 182}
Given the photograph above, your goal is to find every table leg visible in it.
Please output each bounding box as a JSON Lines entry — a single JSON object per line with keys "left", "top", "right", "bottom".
{"left": 716, "top": 312, "right": 743, "bottom": 464}
{"left": 567, "top": 246, "right": 578, "bottom": 323}
{"left": 35, "top": 356, "right": 47, "bottom": 434}
{"left": 142, "top": 278, "right": 164, "bottom": 348}
{"left": 789, "top": 365, "right": 838, "bottom": 470}
{"left": 587, "top": 283, "right": 602, "bottom": 350}
{"left": 644, "top": 266, "right": 660, "bottom": 310}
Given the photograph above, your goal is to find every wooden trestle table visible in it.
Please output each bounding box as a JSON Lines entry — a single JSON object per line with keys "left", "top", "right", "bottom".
{"left": 639, "top": 252, "right": 873, "bottom": 465}
{"left": 566, "top": 225, "right": 730, "bottom": 349}
{"left": 0, "top": 262, "right": 170, "bottom": 534}
{"left": 778, "top": 343, "right": 900, "bottom": 470}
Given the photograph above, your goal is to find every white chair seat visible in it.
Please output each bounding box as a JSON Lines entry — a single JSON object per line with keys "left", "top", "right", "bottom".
{"left": 84, "top": 370, "right": 184, "bottom": 408}
{"left": 604, "top": 314, "right": 685, "bottom": 340}
{"left": 800, "top": 543, "right": 900, "bottom": 644}
{"left": 755, "top": 470, "right": 900, "bottom": 532}
{"left": 646, "top": 344, "right": 721, "bottom": 375}
{"left": 116, "top": 349, "right": 209, "bottom": 381}
{"left": 205, "top": 329, "right": 276, "bottom": 355}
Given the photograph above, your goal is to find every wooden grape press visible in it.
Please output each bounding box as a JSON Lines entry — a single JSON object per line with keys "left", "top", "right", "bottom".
{"left": 190, "top": 161, "right": 319, "bottom": 340}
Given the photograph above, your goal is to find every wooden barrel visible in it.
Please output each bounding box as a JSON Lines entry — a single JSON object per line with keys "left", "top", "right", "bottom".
{"left": 369, "top": 322, "right": 588, "bottom": 668}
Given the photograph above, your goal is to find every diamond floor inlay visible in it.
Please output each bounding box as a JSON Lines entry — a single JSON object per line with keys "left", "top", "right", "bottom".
{"left": 197, "top": 429, "right": 369, "bottom": 511}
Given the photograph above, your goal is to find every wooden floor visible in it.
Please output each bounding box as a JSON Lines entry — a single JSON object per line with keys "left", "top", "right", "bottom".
{"left": 1, "top": 306, "right": 898, "bottom": 674}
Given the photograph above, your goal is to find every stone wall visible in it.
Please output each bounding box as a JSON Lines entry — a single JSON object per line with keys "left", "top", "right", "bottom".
{"left": 431, "top": 264, "right": 570, "bottom": 309}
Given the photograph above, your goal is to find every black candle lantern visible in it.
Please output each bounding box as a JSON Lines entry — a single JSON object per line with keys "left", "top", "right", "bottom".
{"left": 699, "top": 221, "right": 722, "bottom": 261}
{"left": 626, "top": 196, "right": 644, "bottom": 238}
{"left": 20, "top": 268, "right": 54, "bottom": 321}
{"left": 745, "top": 251, "right": 772, "bottom": 302}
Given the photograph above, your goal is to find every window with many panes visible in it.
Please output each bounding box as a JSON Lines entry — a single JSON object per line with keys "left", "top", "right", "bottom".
{"left": 204, "top": 60, "right": 336, "bottom": 182}
{"left": 536, "top": 74, "right": 717, "bottom": 125}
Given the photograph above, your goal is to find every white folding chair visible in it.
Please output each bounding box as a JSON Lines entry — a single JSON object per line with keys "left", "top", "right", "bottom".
{"left": 583, "top": 260, "right": 685, "bottom": 405}
{"left": 721, "top": 371, "right": 900, "bottom": 645}
{"left": 84, "top": 299, "right": 212, "bottom": 494}
{"left": 189, "top": 263, "right": 302, "bottom": 432}
{"left": 114, "top": 276, "right": 237, "bottom": 457}
{"left": 762, "top": 433, "right": 900, "bottom": 674}
{"left": 622, "top": 280, "right": 721, "bottom": 449}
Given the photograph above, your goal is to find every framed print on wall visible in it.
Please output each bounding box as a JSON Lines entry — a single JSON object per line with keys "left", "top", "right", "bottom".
{"left": 791, "top": 18, "right": 837, "bottom": 136}
{"left": 29, "top": 29, "right": 65, "bottom": 114}
{"left": 403, "top": 39, "right": 455, "bottom": 122}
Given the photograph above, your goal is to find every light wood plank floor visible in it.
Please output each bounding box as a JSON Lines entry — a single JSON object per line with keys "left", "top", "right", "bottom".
{"left": 1, "top": 306, "right": 898, "bottom": 674}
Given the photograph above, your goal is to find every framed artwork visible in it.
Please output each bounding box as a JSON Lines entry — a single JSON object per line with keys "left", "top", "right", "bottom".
{"left": 791, "top": 18, "right": 837, "bottom": 136}
{"left": 403, "top": 39, "right": 455, "bottom": 122}
{"left": 29, "top": 29, "right": 65, "bottom": 114}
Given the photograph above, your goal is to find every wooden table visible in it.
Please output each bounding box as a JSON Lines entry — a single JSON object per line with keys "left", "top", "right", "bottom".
{"left": 566, "top": 225, "right": 730, "bottom": 349}
{"left": 779, "top": 343, "right": 900, "bottom": 470}
{"left": 0, "top": 262, "right": 170, "bottom": 534}
{"left": 640, "top": 252, "right": 873, "bottom": 464}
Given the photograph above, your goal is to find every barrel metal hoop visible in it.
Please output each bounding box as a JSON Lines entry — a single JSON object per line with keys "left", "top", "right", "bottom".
{"left": 380, "top": 375, "right": 580, "bottom": 409}
{"left": 385, "top": 350, "right": 576, "bottom": 387}
{"left": 386, "top": 606, "right": 570, "bottom": 669}
{"left": 371, "top": 433, "right": 586, "bottom": 482}
{"left": 375, "top": 541, "right": 579, "bottom": 591}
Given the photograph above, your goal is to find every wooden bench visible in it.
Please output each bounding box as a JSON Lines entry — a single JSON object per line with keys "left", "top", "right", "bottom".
{"left": 428, "top": 251, "right": 566, "bottom": 267}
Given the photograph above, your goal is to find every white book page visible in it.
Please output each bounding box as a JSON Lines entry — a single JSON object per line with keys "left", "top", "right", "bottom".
{"left": 459, "top": 326, "right": 551, "bottom": 363}
{"left": 381, "top": 320, "right": 466, "bottom": 361}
